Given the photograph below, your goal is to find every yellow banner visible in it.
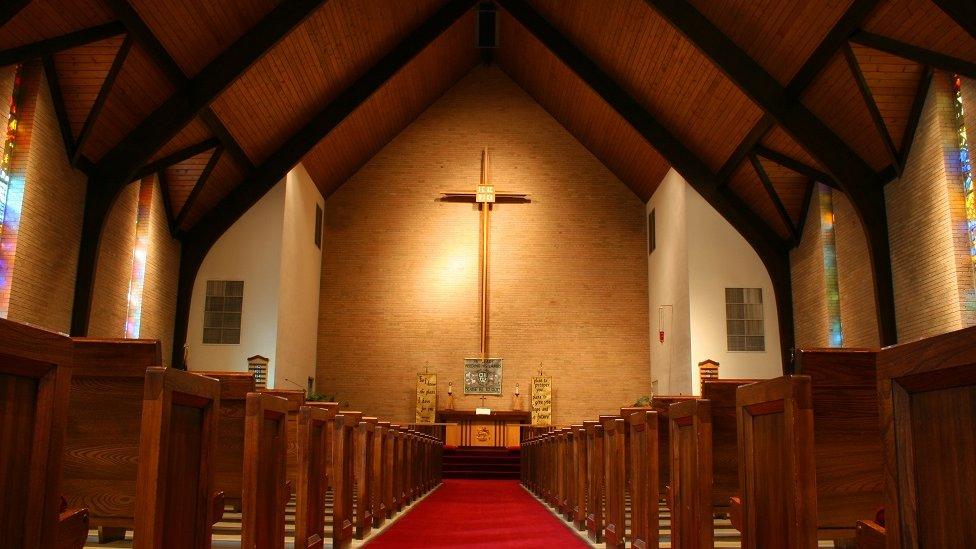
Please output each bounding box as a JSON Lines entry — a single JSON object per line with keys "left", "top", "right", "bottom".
{"left": 415, "top": 372, "right": 437, "bottom": 423}
{"left": 531, "top": 376, "right": 552, "bottom": 426}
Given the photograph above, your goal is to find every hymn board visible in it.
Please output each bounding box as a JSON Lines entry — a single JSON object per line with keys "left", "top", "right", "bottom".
{"left": 442, "top": 149, "right": 528, "bottom": 394}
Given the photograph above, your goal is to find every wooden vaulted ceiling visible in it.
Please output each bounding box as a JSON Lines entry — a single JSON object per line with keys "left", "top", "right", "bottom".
{"left": 1, "top": 0, "right": 975, "bottom": 250}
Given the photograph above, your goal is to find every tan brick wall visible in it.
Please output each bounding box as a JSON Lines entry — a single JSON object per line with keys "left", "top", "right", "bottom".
{"left": 5, "top": 65, "right": 87, "bottom": 334}
{"left": 140, "top": 177, "right": 180, "bottom": 365}
{"left": 833, "top": 191, "right": 880, "bottom": 347}
{"left": 790, "top": 188, "right": 828, "bottom": 348}
{"left": 316, "top": 66, "right": 650, "bottom": 425}
{"left": 89, "top": 182, "right": 138, "bottom": 338}
{"left": 886, "top": 71, "right": 971, "bottom": 341}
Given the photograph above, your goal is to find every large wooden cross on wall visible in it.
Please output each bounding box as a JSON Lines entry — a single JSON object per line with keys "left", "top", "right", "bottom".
{"left": 441, "top": 149, "right": 529, "bottom": 358}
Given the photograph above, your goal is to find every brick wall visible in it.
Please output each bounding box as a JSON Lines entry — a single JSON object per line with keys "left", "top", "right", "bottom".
{"left": 316, "top": 65, "right": 650, "bottom": 425}
{"left": 885, "top": 71, "right": 972, "bottom": 341}
{"left": 833, "top": 191, "right": 880, "bottom": 347}
{"left": 790, "top": 188, "right": 827, "bottom": 347}
{"left": 88, "top": 176, "right": 179, "bottom": 364}
{"left": 5, "top": 65, "right": 87, "bottom": 334}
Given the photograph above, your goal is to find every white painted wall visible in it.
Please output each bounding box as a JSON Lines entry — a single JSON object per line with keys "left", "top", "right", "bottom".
{"left": 686, "top": 182, "right": 783, "bottom": 391}
{"left": 647, "top": 170, "right": 692, "bottom": 394}
{"left": 187, "top": 181, "right": 285, "bottom": 377}
{"left": 274, "top": 164, "right": 325, "bottom": 390}
{"left": 647, "top": 169, "right": 783, "bottom": 395}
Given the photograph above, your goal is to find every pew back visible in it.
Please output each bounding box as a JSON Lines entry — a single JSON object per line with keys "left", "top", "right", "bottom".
{"left": 134, "top": 367, "right": 221, "bottom": 549}
{"left": 0, "top": 319, "right": 76, "bottom": 549}
{"left": 876, "top": 327, "right": 976, "bottom": 547}
{"left": 669, "top": 399, "right": 713, "bottom": 549}
{"left": 736, "top": 376, "right": 817, "bottom": 549}
{"left": 294, "top": 405, "right": 335, "bottom": 549}
{"left": 700, "top": 379, "right": 756, "bottom": 509}
{"left": 627, "top": 410, "right": 659, "bottom": 549}
{"left": 242, "top": 392, "right": 291, "bottom": 549}
{"left": 195, "top": 371, "right": 254, "bottom": 508}
{"left": 651, "top": 396, "right": 697, "bottom": 496}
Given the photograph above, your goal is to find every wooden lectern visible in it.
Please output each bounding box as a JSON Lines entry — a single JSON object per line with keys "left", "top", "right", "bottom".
{"left": 436, "top": 409, "right": 530, "bottom": 448}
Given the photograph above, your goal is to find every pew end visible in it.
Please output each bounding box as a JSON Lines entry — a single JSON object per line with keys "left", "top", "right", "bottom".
{"left": 210, "top": 491, "right": 225, "bottom": 525}
{"left": 855, "top": 520, "right": 885, "bottom": 548}
{"left": 729, "top": 496, "right": 742, "bottom": 532}
{"left": 57, "top": 506, "right": 90, "bottom": 549}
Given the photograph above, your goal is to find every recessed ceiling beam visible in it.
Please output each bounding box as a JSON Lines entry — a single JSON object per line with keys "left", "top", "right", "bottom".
{"left": 170, "top": 0, "right": 480, "bottom": 368}
{"left": 173, "top": 147, "right": 223, "bottom": 234}
{"left": 754, "top": 145, "right": 838, "bottom": 189}
{"left": 130, "top": 138, "right": 220, "bottom": 182}
{"left": 0, "top": 21, "right": 125, "bottom": 67}
{"left": 931, "top": 0, "right": 976, "bottom": 42}
{"left": 645, "top": 0, "right": 897, "bottom": 345}
{"left": 0, "top": 1, "right": 30, "bottom": 30}
{"left": 851, "top": 31, "right": 976, "bottom": 80}
{"left": 897, "top": 66, "right": 933, "bottom": 172}
{"left": 842, "top": 43, "right": 900, "bottom": 174}
{"left": 42, "top": 55, "right": 76, "bottom": 161}
{"left": 750, "top": 153, "right": 799, "bottom": 244}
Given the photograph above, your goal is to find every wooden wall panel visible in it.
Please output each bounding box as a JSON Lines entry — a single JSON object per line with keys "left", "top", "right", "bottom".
{"left": 51, "top": 36, "right": 125, "bottom": 142}
{"left": 149, "top": 118, "right": 212, "bottom": 163}
{"left": 802, "top": 51, "right": 891, "bottom": 171}
{"left": 761, "top": 126, "right": 827, "bottom": 173}
{"left": 495, "top": 11, "right": 670, "bottom": 201}
{"left": 80, "top": 43, "right": 176, "bottom": 162}
{"left": 687, "top": 0, "right": 854, "bottom": 85}
{"left": 862, "top": 0, "right": 976, "bottom": 63}
{"left": 301, "top": 10, "right": 479, "bottom": 198}
{"left": 179, "top": 152, "right": 246, "bottom": 231}
{"left": 527, "top": 0, "right": 762, "bottom": 172}
{"left": 211, "top": 0, "right": 446, "bottom": 165}
{"left": 129, "top": 0, "right": 280, "bottom": 77}
{"left": 851, "top": 44, "right": 925, "bottom": 150}
{"left": 727, "top": 161, "right": 791, "bottom": 240}
{"left": 164, "top": 148, "right": 216, "bottom": 215}
{"left": 759, "top": 157, "right": 808, "bottom": 225}
{"left": 0, "top": 0, "right": 114, "bottom": 49}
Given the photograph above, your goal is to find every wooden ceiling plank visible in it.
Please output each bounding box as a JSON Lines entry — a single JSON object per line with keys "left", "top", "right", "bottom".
{"left": 71, "top": 35, "right": 132, "bottom": 166}
{"left": 931, "top": 0, "right": 976, "bottom": 43}
{"left": 131, "top": 138, "right": 219, "bottom": 182}
{"left": 174, "top": 147, "right": 222, "bottom": 233}
{"left": 171, "top": 0, "right": 482, "bottom": 369}
{"left": 750, "top": 152, "right": 798, "bottom": 243}
{"left": 717, "top": 114, "right": 773, "bottom": 186}
{"left": 851, "top": 30, "right": 976, "bottom": 80}
{"left": 897, "top": 65, "right": 933, "bottom": 171}
{"left": 785, "top": 0, "right": 883, "bottom": 97}
{"left": 755, "top": 145, "right": 837, "bottom": 189}
{"left": 0, "top": 0, "right": 30, "bottom": 31}
{"left": 42, "top": 54, "right": 75, "bottom": 161}
{"left": 0, "top": 21, "right": 125, "bottom": 67}
{"left": 842, "top": 43, "right": 900, "bottom": 173}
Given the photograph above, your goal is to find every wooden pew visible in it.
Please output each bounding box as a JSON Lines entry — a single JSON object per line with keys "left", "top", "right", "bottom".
{"left": 562, "top": 427, "right": 577, "bottom": 522}
{"left": 333, "top": 411, "right": 362, "bottom": 549}
{"left": 0, "top": 318, "right": 88, "bottom": 549}
{"left": 241, "top": 392, "right": 292, "bottom": 549}
{"left": 571, "top": 424, "right": 587, "bottom": 531}
{"left": 63, "top": 338, "right": 159, "bottom": 542}
{"left": 584, "top": 420, "right": 604, "bottom": 542}
{"left": 294, "top": 404, "right": 335, "bottom": 549}
{"left": 373, "top": 421, "right": 390, "bottom": 527}
{"left": 735, "top": 375, "right": 817, "bottom": 548}
{"left": 669, "top": 399, "right": 713, "bottom": 548}
{"left": 355, "top": 416, "right": 377, "bottom": 539}
{"left": 602, "top": 416, "right": 627, "bottom": 548}
{"left": 872, "top": 326, "right": 976, "bottom": 546}
{"left": 134, "top": 367, "right": 222, "bottom": 548}
{"left": 195, "top": 371, "right": 253, "bottom": 512}
{"left": 795, "top": 349, "right": 883, "bottom": 542}
{"left": 381, "top": 422, "right": 396, "bottom": 519}
{"left": 627, "top": 409, "right": 659, "bottom": 549}
{"left": 700, "top": 379, "right": 756, "bottom": 512}
{"left": 651, "top": 395, "right": 697, "bottom": 498}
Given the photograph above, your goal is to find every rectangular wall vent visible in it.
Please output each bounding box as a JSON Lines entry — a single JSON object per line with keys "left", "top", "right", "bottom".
{"left": 726, "top": 287, "right": 765, "bottom": 352}
{"left": 203, "top": 280, "right": 244, "bottom": 344}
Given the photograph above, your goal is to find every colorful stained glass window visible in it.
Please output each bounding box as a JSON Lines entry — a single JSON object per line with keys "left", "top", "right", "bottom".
{"left": 952, "top": 75, "right": 976, "bottom": 311}
{"left": 124, "top": 179, "right": 153, "bottom": 338}
{"left": 0, "top": 65, "right": 26, "bottom": 317}
{"left": 819, "top": 184, "right": 843, "bottom": 347}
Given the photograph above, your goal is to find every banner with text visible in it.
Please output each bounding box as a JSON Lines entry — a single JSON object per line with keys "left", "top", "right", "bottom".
{"left": 416, "top": 372, "right": 437, "bottom": 423}
{"left": 531, "top": 376, "right": 552, "bottom": 426}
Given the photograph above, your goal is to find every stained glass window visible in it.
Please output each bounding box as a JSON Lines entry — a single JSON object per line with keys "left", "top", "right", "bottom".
{"left": 124, "top": 179, "right": 153, "bottom": 338}
{"left": 819, "top": 184, "right": 843, "bottom": 347}
{"left": 952, "top": 75, "right": 976, "bottom": 311}
{"left": 0, "top": 65, "right": 26, "bottom": 317}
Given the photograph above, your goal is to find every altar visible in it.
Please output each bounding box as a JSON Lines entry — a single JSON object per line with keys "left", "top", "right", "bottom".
{"left": 437, "top": 409, "right": 531, "bottom": 448}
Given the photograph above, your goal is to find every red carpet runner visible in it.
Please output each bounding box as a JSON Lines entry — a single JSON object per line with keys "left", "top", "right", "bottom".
{"left": 367, "top": 480, "right": 588, "bottom": 548}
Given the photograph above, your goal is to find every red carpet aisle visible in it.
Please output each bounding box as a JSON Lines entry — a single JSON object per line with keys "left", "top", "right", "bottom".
{"left": 367, "top": 480, "right": 588, "bottom": 548}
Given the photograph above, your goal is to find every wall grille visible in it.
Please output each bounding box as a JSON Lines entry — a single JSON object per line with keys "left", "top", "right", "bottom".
{"left": 726, "top": 287, "right": 765, "bottom": 352}
{"left": 203, "top": 280, "right": 244, "bottom": 344}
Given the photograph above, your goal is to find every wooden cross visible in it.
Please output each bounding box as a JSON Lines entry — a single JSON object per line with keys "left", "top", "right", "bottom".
{"left": 441, "top": 149, "right": 529, "bottom": 358}
{"left": 479, "top": 395, "right": 488, "bottom": 408}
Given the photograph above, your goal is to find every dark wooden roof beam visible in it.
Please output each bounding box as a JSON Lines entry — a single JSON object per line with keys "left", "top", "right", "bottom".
{"left": 173, "top": 147, "right": 222, "bottom": 234}
{"left": 851, "top": 31, "right": 976, "bottom": 80}
{"left": 71, "top": 35, "right": 132, "bottom": 166}
{"left": 199, "top": 110, "right": 254, "bottom": 171}
{"left": 754, "top": 145, "right": 838, "bottom": 189}
{"left": 42, "top": 55, "right": 75, "bottom": 161}
{"left": 717, "top": 114, "right": 774, "bottom": 186}
{"left": 897, "top": 66, "right": 933, "bottom": 172}
{"left": 931, "top": 0, "right": 976, "bottom": 42}
{"left": 0, "top": 21, "right": 126, "bottom": 67}
{"left": 842, "top": 43, "right": 901, "bottom": 174}
{"left": 796, "top": 178, "right": 816, "bottom": 238}
{"left": 130, "top": 138, "right": 220, "bottom": 182}
{"left": 750, "top": 153, "right": 799, "bottom": 244}
{"left": 156, "top": 170, "right": 175, "bottom": 235}
{"left": 0, "top": 0, "right": 30, "bottom": 30}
